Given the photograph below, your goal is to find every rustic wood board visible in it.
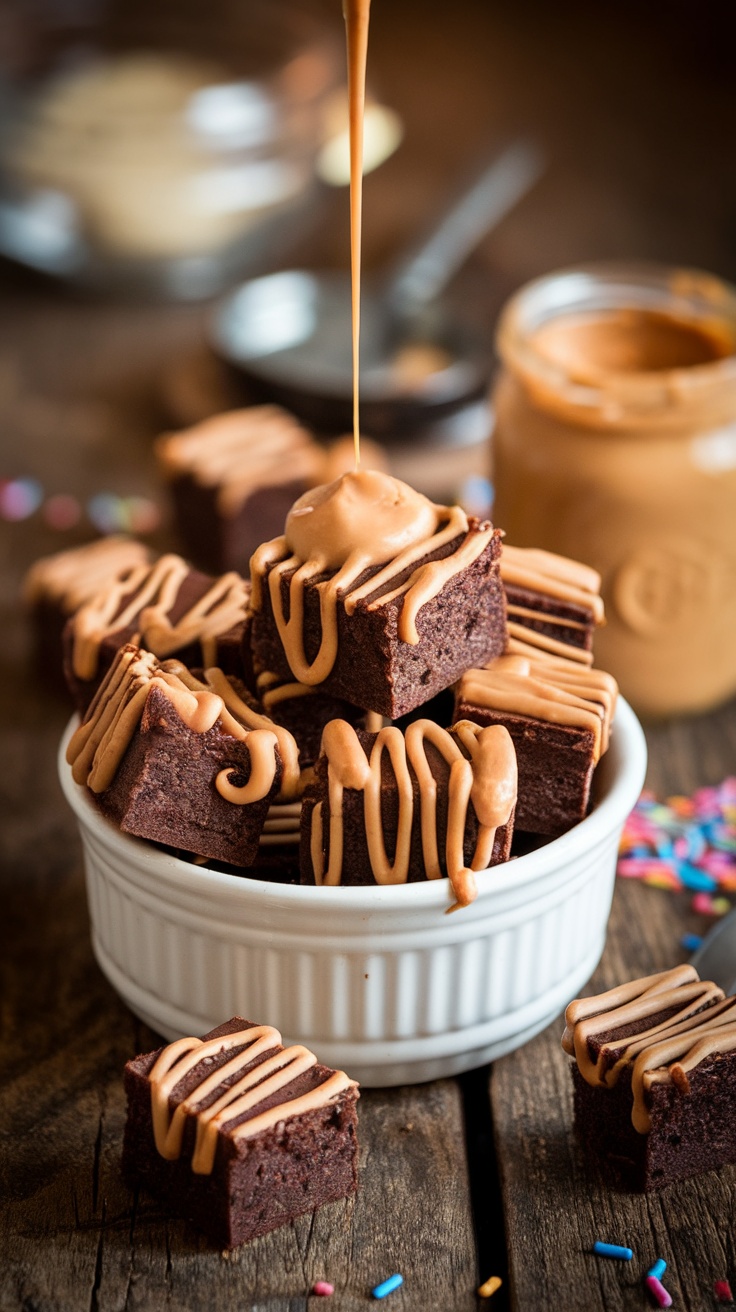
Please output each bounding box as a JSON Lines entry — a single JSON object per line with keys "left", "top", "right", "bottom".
{"left": 492, "top": 703, "right": 736, "bottom": 1312}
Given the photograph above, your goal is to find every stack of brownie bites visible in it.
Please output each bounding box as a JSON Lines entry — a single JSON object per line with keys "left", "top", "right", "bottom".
{"left": 28, "top": 402, "right": 627, "bottom": 1244}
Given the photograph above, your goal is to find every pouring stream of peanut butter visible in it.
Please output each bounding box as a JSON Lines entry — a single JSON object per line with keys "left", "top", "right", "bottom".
{"left": 343, "top": 0, "right": 371, "bottom": 466}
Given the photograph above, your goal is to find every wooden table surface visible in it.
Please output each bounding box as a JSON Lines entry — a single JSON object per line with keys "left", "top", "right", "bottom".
{"left": 2, "top": 3, "right": 736, "bottom": 1309}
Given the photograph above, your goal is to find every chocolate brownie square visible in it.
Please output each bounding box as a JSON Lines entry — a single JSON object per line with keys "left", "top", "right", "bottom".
{"left": 62, "top": 553, "right": 250, "bottom": 714}
{"left": 123, "top": 1017, "right": 359, "bottom": 1248}
{"left": 251, "top": 515, "right": 507, "bottom": 719}
{"left": 67, "top": 645, "right": 286, "bottom": 866}
{"left": 300, "top": 717, "right": 516, "bottom": 908}
{"left": 563, "top": 965, "right": 736, "bottom": 1190}
{"left": 455, "top": 654, "right": 617, "bottom": 836}
{"left": 23, "top": 536, "right": 152, "bottom": 693}
{"left": 501, "top": 544, "right": 604, "bottom": 665}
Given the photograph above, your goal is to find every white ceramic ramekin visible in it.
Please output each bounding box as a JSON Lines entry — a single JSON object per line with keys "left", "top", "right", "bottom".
{"left": 59, "top": 700, "right": 646, "bottom": 1086}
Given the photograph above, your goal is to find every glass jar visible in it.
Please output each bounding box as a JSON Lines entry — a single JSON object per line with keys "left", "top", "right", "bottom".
{"left": 492, "top": 263, "right": 736, "bottom": 717}
{"left": 0, "top": 0, "right": 341, "bottom": 298}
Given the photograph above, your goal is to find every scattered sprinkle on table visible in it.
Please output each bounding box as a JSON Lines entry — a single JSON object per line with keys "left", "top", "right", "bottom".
{"left": 681, "top": 932, "right": 703, "bottom": 951}
{"left": 647, "top": 1259, "right": 667, "bottom": 1280}
{"left": 372, "top": 1273, "right": 404, "bottom": 1299}
{"left": 645, "top": 1274, "right": 672, "bottom": 1307}
{"left": 312, "top": 1280, "right": 334, "bottom": 1297}
{"left": 478, "top": 1275, "right": 503, "bottom": 1298}
{"left": 715, "top": 1279, "right": 734, "bottom": 1304}
{"left": 592, "top": 1241, "right": 633, "bottom": 1261}
{"left": 618, "top": 780, "right": 736, "bottom": 894}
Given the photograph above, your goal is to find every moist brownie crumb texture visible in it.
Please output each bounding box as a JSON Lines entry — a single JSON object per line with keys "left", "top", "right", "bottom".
{"left": 563, "top": 965, "right": 736, "bottom": 1190}
{"left": 123, "top": 1017, "right": 359, "bottom": 1248}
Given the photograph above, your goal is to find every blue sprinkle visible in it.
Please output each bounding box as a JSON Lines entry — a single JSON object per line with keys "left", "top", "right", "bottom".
{"left": 648, "top": 1259, "right": 667, "bottom": 1280}
{"left": 372, "top": 1273, "right": 404, "bottom": 1299}
{"left": 681, "top": 932, "right": 703, "bottom": 951}
{"left": 654, "top": 837, "right": 675, "bottom": 859}
{"left": 677, "top": 863, "right": 718, "bottom": 892}
{"left": 593, "top": 1241, "right": 633, "bottom": 1261}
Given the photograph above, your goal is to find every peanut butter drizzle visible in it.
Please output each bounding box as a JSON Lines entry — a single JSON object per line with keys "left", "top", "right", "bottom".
{"left": 23, "top": 536, "right": 151, "bottom": 613}
{"left": 343, "top": 0, "right": 371, "bottom": 463}
{"left": 562, "top": 966, "right": 736, "bottom": 1133}
{"left": 165, "top": 662, "right": 300, "bottom": 801}
{"left": 500, "top": 544, "right": 605, "bottom": 624}
{"left": 458, "top": 653, "right": 617, "bottom": 761}
{"left": 148, "top": 1024, "right": 357, "bottom": 1176}
{"left": 310, "top": 716, "right": 516, "bottom": 908}
{"left": 70, "top": 554, "right": 249, "bottom": 681}
{"left": 250, "top": 469, "right": 493, "bottom": 685}
{"left": 66, "top": 644, "right": 281, "bottom": 805}
{"left": 506, "top": 630, "right": 594, "bottom": 667}
{"left": 155, "top": 407, "right": 322, "bottom": 515}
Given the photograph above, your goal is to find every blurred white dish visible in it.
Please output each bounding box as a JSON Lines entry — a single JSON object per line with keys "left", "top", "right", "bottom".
{"left": 58, "top": 698, "right": 646, "bottom": 1086}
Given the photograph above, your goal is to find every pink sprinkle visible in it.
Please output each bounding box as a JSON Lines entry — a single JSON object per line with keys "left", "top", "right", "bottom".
{"left": 692, "top": 892, "right": 715, "bottom": 915}
{"left": 313, "top": 1281, "right": 334, "bottom": 1297}
{"left": 645, "top": 1275, "right": 672, "bottom": 1307}
{"left": 715, "top": 1279, "right": 734, "bottom": 1303}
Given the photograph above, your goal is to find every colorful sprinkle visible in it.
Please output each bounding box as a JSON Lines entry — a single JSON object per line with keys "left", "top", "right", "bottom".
{"left": 713, "top": 897, "right": 732, "bottom": 916}
{"left": 647, "top": 1259, "right": 667, "bottom": 1280}
{"left": 645, "top": 1275, "right": 672, "bottom": 1307}
{"left": 478, "top": 1275, "right": 503, "bottom": 1298}
{"left": 593, "top": 1241, "right": 633, "bottom": 1261}
{"left": 715, "top": 1279, "right": 734, "bottom": 1303}
{"left": 372, "top": 1273, "right": 404, "bottom": 1299}
{"left": 312, "top": 1280, "right": 335, "bottom": 1297}
{"left": 681, "top": 933, "right": 703, "bottom": 951}
{"left": 0, "top": 476, "right": 43, "bottom": 520}
{"left": 618, "top": 780, "right": 736, "bottom": 897}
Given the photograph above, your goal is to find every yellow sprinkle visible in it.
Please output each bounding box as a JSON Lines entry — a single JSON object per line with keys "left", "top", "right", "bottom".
{"left": 478, "top": 1275, "right": 503, "bottom": 1298}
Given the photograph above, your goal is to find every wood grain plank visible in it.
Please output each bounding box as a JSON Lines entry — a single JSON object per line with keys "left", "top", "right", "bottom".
{"left": 492, "top": 703, "right": 736, "bottom": 1311}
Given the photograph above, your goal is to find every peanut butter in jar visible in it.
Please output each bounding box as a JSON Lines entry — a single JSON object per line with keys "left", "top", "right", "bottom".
{"left": 492, "top": 264, "right": 736, "bottom": 717}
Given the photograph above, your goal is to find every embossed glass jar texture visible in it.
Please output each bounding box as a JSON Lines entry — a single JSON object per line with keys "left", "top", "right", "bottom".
{"left": 492, "top": 265, "right": 736, "bottom": 717}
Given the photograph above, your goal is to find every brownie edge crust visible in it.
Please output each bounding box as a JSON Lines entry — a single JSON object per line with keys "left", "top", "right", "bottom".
{"left": 122, "top": 1018, "right": 359, "bottom": 1249}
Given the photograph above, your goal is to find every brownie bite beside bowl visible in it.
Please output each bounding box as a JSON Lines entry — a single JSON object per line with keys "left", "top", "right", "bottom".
{"left": 563, "top": 964, "right": 736, "bottom": 1190}
{"left": 123, "top": 1017, "right": 359, "bottom": 1248}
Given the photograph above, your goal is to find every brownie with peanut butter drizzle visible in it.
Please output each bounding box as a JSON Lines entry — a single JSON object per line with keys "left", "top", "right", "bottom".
{"left": 123, "top": 1016, "right": 359, "bottom": 1248}
{"left": 62, "top": 552, "right": 250, "bottom": 714}
{"left": 455, "top": 652, "right": 618, "bottom": 836}
{"left": 67, "top": 644, "right": 295, "bottom": 866}
{"left": 563, "top": 965, "right": 736, "bottom": 1190}
{"left": 156, "top": 404, "right": 387, "bottom": 576}
{"left": 22, "top": 535, "right": 152, "bottom": 691}
{"left": 250, "top": 469, "right": 507, "bottom": 720}
{"left": 300, "top": 716, "right": 517, "bottom": 910}
{"left": 501, "top": 544, "right": 605, "bottom": 666}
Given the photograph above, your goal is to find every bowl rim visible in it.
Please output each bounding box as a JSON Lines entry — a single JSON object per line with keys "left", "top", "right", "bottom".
{"left": 58, "top": 696, "right": 647, "bottom": 911}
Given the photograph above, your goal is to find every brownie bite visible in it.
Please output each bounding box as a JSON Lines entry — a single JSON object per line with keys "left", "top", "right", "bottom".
{"left": 250, "top": 472, "right": 508, "bottom": 720}
{"left": 62, "top": 552, "right": 250, "bottom": 713}
{"left": 22, "top": 536, "right": 152, "bottom": 691}
{"left": 155, "top": 406, "right": 323, "bottom": 575}
{"left": 123, "top": 1016, "right": 359, "bottom": 1248}
{"left": 300, "top": 717, "right": 517, "bottom": 908}
{"left": 501, "top": 544, "right": 605, "bottom": 665}
{"left": 455, "top": 653, "right": 618, "bottom": 836}
{"left": 66, "top": 645, "right": 293, "bottom": 866}
{"left": 563, "top": 965, "right": 736, "bottom": 1190}
{"left": 255, "top": 669, "right": 372, "bottom": 768}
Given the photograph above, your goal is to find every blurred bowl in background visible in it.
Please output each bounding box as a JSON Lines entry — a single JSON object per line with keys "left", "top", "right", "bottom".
{"left": 0, "top": 0, "right": 343, "bottom": 298}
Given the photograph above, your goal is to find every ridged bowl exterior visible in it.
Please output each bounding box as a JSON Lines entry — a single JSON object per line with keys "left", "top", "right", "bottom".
{"left": 58, "top": 699, "right": 646, "bottom": 1085}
